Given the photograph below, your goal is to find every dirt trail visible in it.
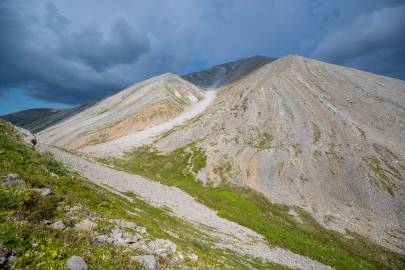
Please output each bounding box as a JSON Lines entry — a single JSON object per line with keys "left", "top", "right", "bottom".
{"left": 39, "top": 144, "right": 333, "bottom": 270}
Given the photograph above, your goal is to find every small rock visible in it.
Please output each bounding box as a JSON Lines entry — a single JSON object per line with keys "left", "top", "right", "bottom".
{"left": 50, "top": 172, "right": 59, "bottom": 178}
{"left": 50, "top": 221, "right": 66, "bottom": 230}
{"left": 66, "top": 255, "right": 87, "bottom": 270}
{"left": 164, "top": 230, "right": 179, "bottom": 239}
{"left": 115, "top": 219, "right": 137, "bottom": 229}
{"left": 123, "top": 232, "right": 141, "bottom": 244}
{"left": 188, "top": 253, "right": 198, "bottom": 262}
{"left": 5, "top": 173, "right": 19, "bottom": 179}
{"left": 7, "top": 255, "right": 16, "bottom": 266}
{"left": 94, "top": 234, "right": 109, "bottom": 243}
{"left": 14, "top": 126, "right": 36, "bottom": 147}
{"left": 175, "top": 252, "right": 184, "bottom": 262}
{"left": 41, "top": 219, "right": 52, "bottom": 225}
{"left": 0, "top": 256, "right": 6, "bottom": 265}
{"left": 131, "top": 255, "right": 156, "bottom": 270}
{"left": 147, "top": 239, "right": 176, "bottom": 256}
{"left": 135, "top": 226, "right": 147, "bottom": 234}
{"left": 3, "top": 177, "right": 25, "bottom": 188}
{"left": 110, "top": 228, "right": 124, "bottom": 244}
{"left": 33, "top": 188, "right": 52, "bottom": 196}
{"left": 0, "top": 245, "right": 7, "bottom": 266}
{"left": 11, "top": 247, "right": 22, "bottom": 256}
{"left": 75, "top": 219, "right": 97, "bottom": 231}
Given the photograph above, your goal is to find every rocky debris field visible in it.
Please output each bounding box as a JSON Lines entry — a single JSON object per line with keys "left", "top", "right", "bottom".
{"left": 39, "top": 144, "right": 333, "bottom": 270}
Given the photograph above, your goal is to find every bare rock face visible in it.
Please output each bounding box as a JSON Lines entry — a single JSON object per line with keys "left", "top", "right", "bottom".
{"left": 14, "top": 126, "right": 36, "bottom": 147}
{"left": 154, "top": 56, "right": 405, "bottom": 253}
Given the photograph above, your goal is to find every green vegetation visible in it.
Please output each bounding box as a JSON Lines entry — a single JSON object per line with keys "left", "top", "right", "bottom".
{"left": 104, "top": 143, "right": 405, "bottom": 270}
{"left": 368, "top": 156, "right": 396, "bottom": 196}
{"left": 213, "top": 161, "right": 232, "bottom": 182}
{"left": 325, "top": 142, "right": 343, "bottom": 160}
{"left": 312, "top": 122, "right": 321, "bottom": 144}
{"left": 292, "top": 143, "right": 302, "bottom": 156}
{"left": 247, "top": 130, "right": 275, "bottom": 149}
{"left": 299, "top": 174, "right": 309, "bottom": 183}
{"left": 0, "top": 120, "right": 287, "bottom": 269}
{"left": 313, "top": 150, "right": 322, "bottom": 161}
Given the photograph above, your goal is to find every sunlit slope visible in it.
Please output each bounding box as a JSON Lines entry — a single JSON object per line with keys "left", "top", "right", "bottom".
{"left": 37, "top": 73, "right": 204, "bottom": 149}
{"left": 153, "top": 55, "right": 405, "bottom": 253}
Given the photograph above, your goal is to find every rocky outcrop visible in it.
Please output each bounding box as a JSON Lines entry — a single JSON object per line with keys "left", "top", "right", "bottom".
{"left": 66, "top": 256, "right": 88, "bottom": 270}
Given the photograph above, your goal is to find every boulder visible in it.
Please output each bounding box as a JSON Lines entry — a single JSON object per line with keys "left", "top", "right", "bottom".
{"left": 188, "top": 253, "right": 198, "bottom": 262}
{"left": 7, "top": 255, "right": 16, "bottom": 265}
{"left": 75, "top": 219, "right": 97, "bottom": 231}
{"left": 147, "top": 239, "right": 176, "bottom": 256}
{"left": 33, "top": 188, "right": 52, "bottom": 196}
{"left": 0, "top": 245, "right": 7, "bottom": 266}
{"left": 115, "top": 219, "right": 137, "bottom": 229}
{"left": 50, "top": 221, "right": 66, "bottom": 230}
{"left": 131, "top": 255, "right": 156, "bottom": 270}
{"left": 2, "top": 173, "right": 25, "bottom": 187}
{"left": 108, "top": 228, "right": 142, "bottom": 246}
{"left": 14, "top": 126, "right": 36, "bottom": 147}
{"left": 66, "top": 256, "right": 87, "bottom": 270}
{"left": 115, "top": 219, "right": 146, "bottom": 234}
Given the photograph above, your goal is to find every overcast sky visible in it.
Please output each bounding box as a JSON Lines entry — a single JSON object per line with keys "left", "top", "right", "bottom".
{"left": 1, "top": 0, "right": 404, "bottom": 114}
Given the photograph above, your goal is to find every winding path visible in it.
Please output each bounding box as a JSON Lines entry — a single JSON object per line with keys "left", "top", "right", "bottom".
{"left": 39, "top": 144, "right": 332, "bottom": 270}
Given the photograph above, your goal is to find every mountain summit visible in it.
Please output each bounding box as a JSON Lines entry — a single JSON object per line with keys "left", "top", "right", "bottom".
{"left": 8, "top": 55, "right": 405, "bottom": 263}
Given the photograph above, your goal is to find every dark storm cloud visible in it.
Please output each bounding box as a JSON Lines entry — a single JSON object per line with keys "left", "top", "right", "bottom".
{"left": 0, "top": 0, "right": 404, "bottom": 107}
{"left": 312, "top": 4, "right": 405, "bottom": 78}
{"left": 0, "top": 1, "right": 151, "bottom": 104}
{"left": 44, "top": 1, "right": 69, "bottom": 33}
{"left": 59, "top": 18, "right": 150, "bottom": 72}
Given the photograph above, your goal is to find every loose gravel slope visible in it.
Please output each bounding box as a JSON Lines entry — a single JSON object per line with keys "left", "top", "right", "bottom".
{"left": 39, "top": 144, "right": 333, "bottom": 270}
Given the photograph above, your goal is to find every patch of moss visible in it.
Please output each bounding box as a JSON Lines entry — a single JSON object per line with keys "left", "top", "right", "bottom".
{"left": 299, "top": 174, "right": 309, "bottom": 183}
{"left": 313, "top": 150, "right": 322, "bottom": 161}
{"left": 247, "top": 131, "right": 274, "bottom": 149}
{"left": 312, "top": 122, "right": 321, "bottom": 144}
{"left": 368, "top": 156, "right": 395, "bottom": 196}
{"left": 325, "top": 142, "right": 343, "bottom": 160}
{"left": 292, "top": 143, "right": 302, "bottom": 156}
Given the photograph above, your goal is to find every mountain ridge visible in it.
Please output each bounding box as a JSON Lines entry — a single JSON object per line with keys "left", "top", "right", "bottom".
{"left": 4, "top": 55, "right": 405, "bottom": 255}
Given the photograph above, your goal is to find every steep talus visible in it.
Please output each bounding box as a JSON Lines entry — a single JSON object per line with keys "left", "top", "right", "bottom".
{"left": 37, "top": 73, "right": 204, "bottom": 149}
{"left": 153, "top": 55, "right": 405, "bottom": 253}
{"left": 34, "top": 54, "right": 405, "bottom": 256}
{"left": 183, "top": 55, "right": 276, "bottom": 88}
{"left": 0, "top": 106, "right": 90, "bottom": 133}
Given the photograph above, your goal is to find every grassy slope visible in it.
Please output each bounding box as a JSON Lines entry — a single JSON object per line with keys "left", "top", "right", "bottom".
{"left": 0, "top": 120, "right": 288, "bottom": 270}
{"left": 103, "top": 145, "right": 405, "bottom": 270}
